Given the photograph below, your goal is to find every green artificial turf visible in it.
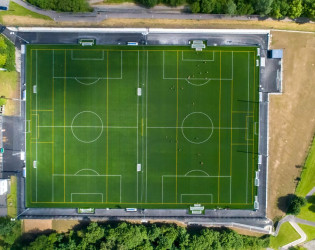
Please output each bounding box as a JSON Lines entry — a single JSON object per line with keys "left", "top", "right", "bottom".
{"left": 26, "top": 45, "right": 259, "bottom": 209}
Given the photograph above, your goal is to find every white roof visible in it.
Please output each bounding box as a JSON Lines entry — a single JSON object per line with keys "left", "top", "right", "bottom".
{"left": 0, "top": 179, "right": 8, "bottom": 195}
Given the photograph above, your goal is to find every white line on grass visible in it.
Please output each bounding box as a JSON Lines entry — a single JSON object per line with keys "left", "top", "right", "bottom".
{"left": 161, "top": 175, "right": 231, "bottom": 203}
{"left": 38, "top": 126, "right": 137, "bottom": 128}
{"left": 137, "top": 50, "right": 139, "bottom": 204}
{"left": 180, "top": 194, "right": 213, "bottom": 203}
{"left": 246, "top": 52, "right": 249, "bottom": 203}
{"left": 71, "top": 193, "right": 104, "bottom": 202}
{"left": 231, "top": 51, "right": 233, "bottom": 204}
{"left": 71, "top": 50, "right": 105, "bottom": 60}
{"left": 181, "top": 51, "right": 214, "bottom": 61}
{"left": 147, "top": 127, "right": 247, "bottom": 129}
{"left": 52, "top": 50, "right": 54, "bottom": 202}
{"left": 36, "top": 50, "right": 38, "bottom": 202}
{"left": 145, "top": 51, "right": 148, "bottom": 202}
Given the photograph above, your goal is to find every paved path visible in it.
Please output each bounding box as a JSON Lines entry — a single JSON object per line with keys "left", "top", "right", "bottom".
{"left": 281, "top": 222, "right": 306, "bottom": 249}
{"left": 303, "top": 239, "right": 315, "bottom": 249}
{"left": 10, "top": 0, "right": 313, "bottom": 23}
{"left": 273, "top": 213, "right": 315, "bottom": 249}
{"left": 274, "top": 215, "right": 315, "bottom": 237}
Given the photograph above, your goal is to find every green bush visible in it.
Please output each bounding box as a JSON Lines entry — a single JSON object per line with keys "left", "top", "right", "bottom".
{"left": 0, "top": 35, "right": 15, "bottom": 71}
{"left": 0, "top": 97, "right": 7, "bottom": 106}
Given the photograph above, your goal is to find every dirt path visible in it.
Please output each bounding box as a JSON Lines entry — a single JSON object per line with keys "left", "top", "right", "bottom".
{"left": 268, "top": 31, "right": 315, "bottom": 220}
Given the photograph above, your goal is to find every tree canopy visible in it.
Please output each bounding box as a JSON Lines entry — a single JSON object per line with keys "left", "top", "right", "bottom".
{"left": 11, "top": 221, "right": 270, "bottom": 249}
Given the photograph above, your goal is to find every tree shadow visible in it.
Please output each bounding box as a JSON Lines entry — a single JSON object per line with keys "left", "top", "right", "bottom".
{"left": 277, "top": 194, "right": 296, "bottom": 213}
{"left": 14, "top": 229, "right": 56, "bottom": 249}
{"left": 307, "top": 195, "right": 315, "bottom": 213}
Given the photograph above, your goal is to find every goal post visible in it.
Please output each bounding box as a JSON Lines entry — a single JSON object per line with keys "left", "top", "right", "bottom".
{"left": 78, "top": 39, "right": 95, "bottom": 47}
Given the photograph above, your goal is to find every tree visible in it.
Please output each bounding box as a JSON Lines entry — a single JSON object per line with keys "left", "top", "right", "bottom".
{"left": 287, "top": 195, "right": 307, "bottom": 215}
{"left": 303, "top": 0, "right": 315, "bottom": 19}
{"left": 271, "top": 0, "right": 290, "bottom": 19}
{"left": 28, "top": 233, "right": 58, "bottom": 250}
{"left": 191, "top": 0, "right": 201, "bottom": 13}
{"left": 200, "top": 0, "right": 214, "bottom": 13}
{"left": 226, "top": 0, "right": 237, "bottom": 15}
{"left": 254, "top": 0, "right": 274, "bottom": 15}
{"left": 0, "top": 37, "right": 7, "bottom": 50}
{"left": 288, "top": 0, "right": 303, "bottom": 18}
{"left": 138, "top": 0, "right": 158, "bottom": 7}
{"left": 236, "top": 0, "right": 254, "bottom": 15}
{"left": 0, "top": 54, "right": 7, "bottom": 68}
{"left": 0, "top": 217, "right": 21, "bottom": 247}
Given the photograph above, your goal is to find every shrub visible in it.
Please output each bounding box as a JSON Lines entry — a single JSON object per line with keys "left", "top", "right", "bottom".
{"left": 287, "top": 195, "right": 307, "bottom": 215}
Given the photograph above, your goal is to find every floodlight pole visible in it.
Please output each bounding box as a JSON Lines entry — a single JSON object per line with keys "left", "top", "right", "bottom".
{"left": 11, "top": 208, "right": 29, "bottom": 221}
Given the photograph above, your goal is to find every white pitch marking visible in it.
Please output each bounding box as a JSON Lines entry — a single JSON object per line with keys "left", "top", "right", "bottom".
{"left": 184, "top": 169, "right": 210, "bottom": 177}
{"left": 180, "top": 194, "right": 213, "bottom": 203}
{"left": 38, "top": 125, "right": 137, "bottom": 128}
{"left": 74, "top": 168, "right": 100, "bottom": 176}
{"left": 35, "top": 50, "right": 38, "bottom": 202}
{"left": 71, "top": 50, "right": 105, "bottom": 60}
{"left": 246, "top": 52, "right": 250, "bottom": 203}
{"left": 71, "top": 193, "right": 104, "bottom": 202}
{"left": 181, "top": 51, "right": 215, "bottom": 61}
{"left": 137, "top": 50, "right": 139, "bottom": 204}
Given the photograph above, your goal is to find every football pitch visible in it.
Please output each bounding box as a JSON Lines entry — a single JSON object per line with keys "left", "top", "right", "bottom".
{"left": 26, "top": 45, "right": 259, "bottom": 209}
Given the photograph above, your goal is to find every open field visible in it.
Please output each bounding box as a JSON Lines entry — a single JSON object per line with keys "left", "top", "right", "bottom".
{"left": 26, "top": 45, "right": 259, "bottom": 209}
{"left": 267, "top": 31, "right": 315, "bottom": 220}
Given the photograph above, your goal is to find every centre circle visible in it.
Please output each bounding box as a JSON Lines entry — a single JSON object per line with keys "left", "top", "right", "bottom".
{"left": 71, "top": 111, "right": 103, "bottom": 143}
{"left": 181, "top": 112, "right": 214, "bottom": 144}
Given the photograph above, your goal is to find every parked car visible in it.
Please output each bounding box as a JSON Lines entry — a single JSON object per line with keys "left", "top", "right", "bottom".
{"left": 0, "top": 6, "right": 8, "bottom": 11}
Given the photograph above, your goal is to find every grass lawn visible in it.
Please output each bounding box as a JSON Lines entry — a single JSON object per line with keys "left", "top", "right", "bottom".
{"left": 297, "top": 195, "right": 315, "bottom": 222}
{"left": 295, "top": 137, "right": 315, "bottom": 222}
{"left": 26, "top": 45, "right": 259, "bottom": 209}
{"left": 0, "top": 71, "right": 19, "bottom": 115}
{"left": 296, "top": 138, "right": 315, "bottom": 197}
{"left": 0, "top": 1, "right": 51, "bottom": 22}
{"left": 270, "top": 222, "right": 301, "bottom": 249}
{"left": 7, "top": 176, "right": 18, "bottom": 218}
{"left": 298, "top": 223, "right": 315, "bottom": 242}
